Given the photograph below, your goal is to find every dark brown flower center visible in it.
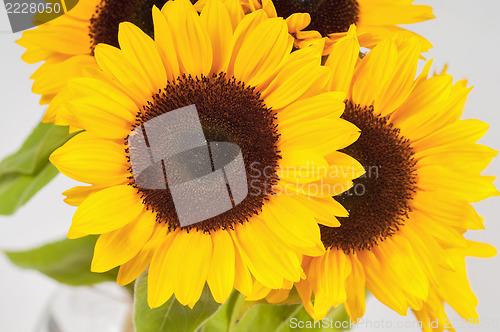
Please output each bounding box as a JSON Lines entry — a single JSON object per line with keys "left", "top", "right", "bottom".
{"left": 126, "top": 73, "right": 280, "bottom": 233}
{"left": 320, "top": 102, "right": 417, "bottom": 253}
{"left": 272, "top": 0, "right": 359, "bottom": 37}
{"left": 89, "top": 0, "right": 195, "bottom": 53}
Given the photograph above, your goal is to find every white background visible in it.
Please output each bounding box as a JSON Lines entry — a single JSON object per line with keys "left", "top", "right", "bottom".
{"left": 0, "top": 0, "right": 499, "bottom": 331}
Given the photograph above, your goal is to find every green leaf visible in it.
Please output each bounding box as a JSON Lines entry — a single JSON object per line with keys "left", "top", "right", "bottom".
{"left": 0, "top": 162, "right": 59, "bottom": 215}
{"left": 4, "top": 236, "right": 118, "bottom": 286}
{"left": 201, "top": 290, "right": 245, "bottom": 332}
{"left": 133, "top": 273, "right": 222, "bottom": 332}
{"left": 0, "top": 122, "right": 73, "bottom": 175}
{"left": 0, "top": 122, "right": 77, "bottom": 215}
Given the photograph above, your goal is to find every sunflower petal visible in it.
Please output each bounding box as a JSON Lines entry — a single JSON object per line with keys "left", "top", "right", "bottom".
{"left": 207, "top": 230, "right": 236, "bottom": 303}
{"left": 325, "top": 25, "right": 359, "bottom": 94}
{"left": 233, "top": 18, "right": 291, "bottom": 86}
{"left": 261, "top": 194, "right": 325, "bottom": 256}
{"left": 50, "top": 132, "right": 129, "bottom": 186}
{"left": 70, "top": 185, "right": 143, "bottom": 235}
{"left": 200, "top": 0, "right": 233, "bottom": 74}
{"left": 91, "top": 211, "right": 156, "bottom": 273}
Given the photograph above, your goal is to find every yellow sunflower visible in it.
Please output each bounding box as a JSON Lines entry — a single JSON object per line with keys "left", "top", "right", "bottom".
{"left": 17, "top": 0, "right": 100, "bottom": 110}
{"left": 17, "top": 0, "right": 248, "bottom": 123}
{"left": 49, "top": 0, "right": 363, "bottom": 309}
{"left": 251, "top": 26, "right": 499, "bottom": 327}
{"left": 234, "top": 0, "right": 434, "bottom": 54}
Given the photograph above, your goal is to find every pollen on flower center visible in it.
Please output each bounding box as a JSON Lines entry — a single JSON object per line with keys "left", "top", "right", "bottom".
{"left": 89, "top": 0, "right": 186, "bottom": 53}
{"left": 320, "top": 102, "right": 418, "bottom": 253}
{"left": 126, "top": 73, "right": 281, "bottom": 233}
{"left": 273, "top": 0, "right": 359, "bottom": 37}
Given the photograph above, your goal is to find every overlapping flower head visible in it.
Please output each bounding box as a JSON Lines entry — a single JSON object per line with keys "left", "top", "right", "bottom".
{"left": 234, "top": 0, "right": 434, "bottom": 54}
{"left": 19, "top": 0, "right": 229, "bottom": 117}
{"left": 49, "top": 0, "right": 364, "bottom": 308}
{"left": 250, "top": 27, "right": 499, "bottom": 328}
{"left": 17, "top": 0, "right": 434, "bottom": 115}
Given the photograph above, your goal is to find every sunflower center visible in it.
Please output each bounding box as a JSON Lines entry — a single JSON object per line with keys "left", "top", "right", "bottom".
{"left": 320, "top": 102, "right": 417, "bottom": 253}
{"left": 126, "top": 73, "right": 280, "bottom": 233}
{"left": 272, "top": 0, "right": 359, "bottom": 37}
{"left": 89, "top": 0, "right": 193, "bottom": 53}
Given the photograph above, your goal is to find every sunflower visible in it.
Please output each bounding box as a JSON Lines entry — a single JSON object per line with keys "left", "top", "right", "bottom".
{"left": 49, "top": 0, "right": 362, "bottom": 308}
{"left": 234, "top": 0, "right": 434, "bottom": 54}
{"left": 250, "top": 26, "right": 499, "bottom": 327}
{"left": 17, "top": 0, "right": 246, "bottom": 123}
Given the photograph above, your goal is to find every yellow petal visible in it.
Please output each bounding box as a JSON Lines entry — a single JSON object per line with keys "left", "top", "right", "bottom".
{"left": 233, "top": 238, "right": 253, "bottom": 296}
{"left": 415, "top": 144, "right": 497, "bottom": 175}
{"left": 261, "top": 58, "right": 331, "bottom": 109}
{"left": 344, "top": 255, "right": 366, "bottom": 320}
{"left": 325, "top": 25, "right": 359, "bottom": 94}
{"left": 221, "top": 0, "right": 245, "bottom": 30}
{"left": 164, "top": 0, "right": 213, "bottom": 76}
{"left": 358, "top": 0, "right": 434, "bottom": 26}
{"left": 418, "top": 166, "right": 499, "bottom": 202}
{"left": 351, "top": 38, "right": 397, "bottom": 106}
{"left": 117, "top": 226, "right": 169, "bottom": 286}
{"left": 146, "top": 229, "right": 178, "bottom": 308}
{"left": 70, "top": 185, "right": 144, "bottom": 235}
{"left": 358, "top": 250, "right": 408, "bottom": 315}
{"left": 233, "top": 18, "right": 291, "bottom": 86}
{"left": 411, "top": 119, "right": 489, "bottom": 153}
{"left": 324, "top": 151, "right": 366, "bottom": 183}
{"left": 374, "top": 41, "right": 420, "bottom": 117}
{"left": 50, "top": 132, "right": 129, "bottom": 186}
{"left": 91, "top": 211, "right": 156, "bottom": 273}
{"left": 294, "top": 195, "right": 347, "bottom": 225}
{"left": 152, "top": 6, "right": 180, "bottom": 80}
{"left": 278, "top": 91, "right": 346, "bottom": 126}
{"left": 266, "top": 288, "right": 291, "bottom": 304}
{"left": 233, "top": 218, "right": 303, "bottom": 288}
{"left": 391, "top": 74, "right": 454, "bottom": 140}
{"left": 371, "top": 236, "right": 429, "bottom": 304}
{"left": 278, "top": 149, "right": 329, "bottom": 184}
{"left": 31, "top": 55, "right": 96, "bottom": 97}
{"left": 464, "top": 240, "right": 497, "bottom": 258}
{"left": 280, "top": 118, "right": 360, "bottom": 155}
{"left": 314, "top": 250, "right": 351, "bottom": 315}
{"left": 67, "top": 77, "right": 138, "bottom": 115}
{"left": 63, "top": 185, "right": 103, "bottom": 206}
{"left": 245, "top": 280, "right": 271, "bottom": 301}
{"left": 18, "top": 18, "right": 91, "bottom": 55}
{"left": 117, "top": 22, "right": 167, "bottom": 92}
{"left": 169, "top": 230, "right": 213, "bottom": 306}
{"left": 295, "top": 277, "right": 317, "bottom": 320}
{"left": 226, "top": 10, "right": 267, "bottom": 76}
{"left": 412, "top": 191, "right": 484, "bottom": 231}
{"left": 94, "top": 44, "right": 151, "bottom": 105}
{"left": 286, "top": 13, "right": 310, "bottom": 33}
{"left": 200, "top": 0, "right": 233, "bottom": 73}
{"left": 68, "top": 96, "right": 135, "bottom": 139}
{"left": 261, "top": 194, "right": 325, "bottom": 256}
{"left": 207, "top": 230, "right": 236, "bottom": 303}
